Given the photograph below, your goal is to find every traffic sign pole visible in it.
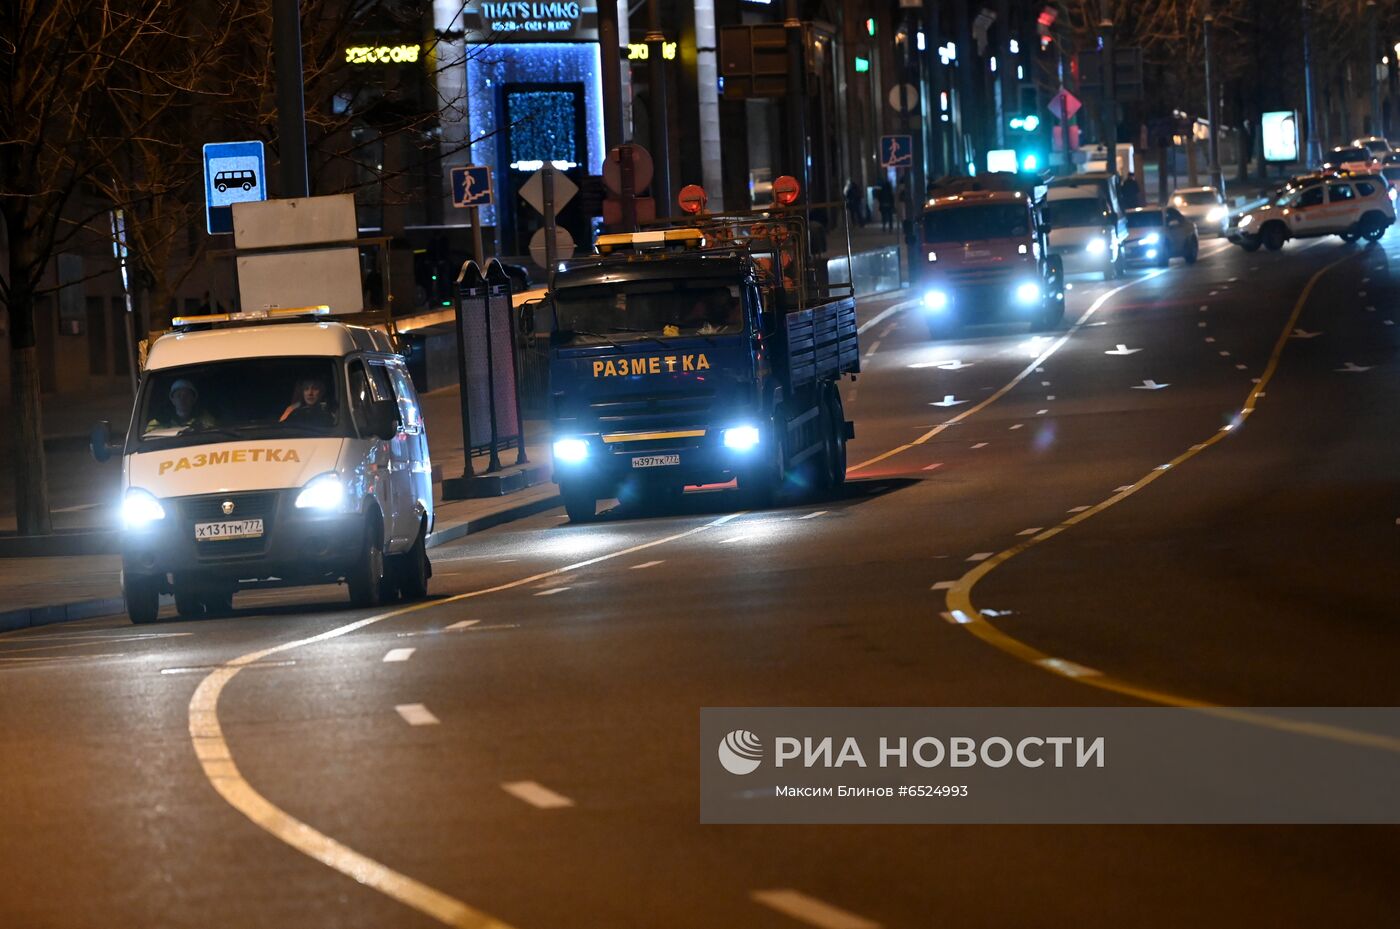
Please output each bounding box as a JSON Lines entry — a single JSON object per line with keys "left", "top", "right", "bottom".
{"left": 543, "top": 164, "right": 558, "bottom": 271}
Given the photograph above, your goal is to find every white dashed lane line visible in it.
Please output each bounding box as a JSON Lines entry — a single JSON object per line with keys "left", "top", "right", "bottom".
{"left": 444, "top": 619, "right": 479, "bottom": 631}
{"left": 534, "top": 587, "right": 571, "bottom": 597}
{"left": 630, "top": 560, "right": 664, "bottom": 570}
{"left": 395, "top": 704, "right": 440, "bottom": 726}
{"left": 967, "top": 552, "right": 994, "bottom": 562}
{"left": 383, "top": 648, "right": 415, "bottom": 663}
{"left": 751, "top": 890, "right": 881, "bottom": 929}
{"left": 500, "top": 781, "right": 575, "bottom": 810}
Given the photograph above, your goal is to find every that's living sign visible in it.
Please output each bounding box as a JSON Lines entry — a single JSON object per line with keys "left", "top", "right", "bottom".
{"left": 482, "top": 1, "right": 581, "bottom": 34}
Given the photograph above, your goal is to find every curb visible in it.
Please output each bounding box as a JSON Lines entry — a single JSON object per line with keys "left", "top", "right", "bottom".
{"left": 0, "top": 489, "right": 562, "bottom": 634}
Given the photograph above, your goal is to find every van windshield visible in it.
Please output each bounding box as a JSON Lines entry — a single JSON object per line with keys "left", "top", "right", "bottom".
{"left": 1042, "top": 198, "right": 1109, "bottom": 228}
{"left": 553, "top": 280, "right": 744, "bottom": 345}
{"left": 923, "top": 204, "right": 1029, "bottom": 242}
{"left": 133, "top": 357, "right": 347, "bottom": 451}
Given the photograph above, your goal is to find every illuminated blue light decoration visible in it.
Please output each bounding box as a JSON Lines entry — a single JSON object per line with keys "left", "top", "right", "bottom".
{"left": 466, "top": 42, "right": 604, "bottom": 227}
{"left": 507, "top": 91, "right": 579, "bottom": 169}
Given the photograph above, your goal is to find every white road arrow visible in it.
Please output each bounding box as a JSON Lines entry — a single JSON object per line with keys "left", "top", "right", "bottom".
{"left": 1336, "top": 362, "right": 1373, "bottom": 373}
{"left": 1290, "top": 329, "right": 1323, "bottom": 339}
{"left": 1131, "top": 379, "right": 1170, "bottom": 390}
{"left": 1104, "top": 344, "right": 1142, "bottom": 355}
{"left": 930, "top": 395, "right": 968, "bottom": 407}
{"left": 935, "top": 360, "right": 974, "bottom": 370}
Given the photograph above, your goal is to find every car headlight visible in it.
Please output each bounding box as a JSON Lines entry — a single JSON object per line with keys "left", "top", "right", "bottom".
{"left": 1140, "top": 232, "right": 1161, "bottom": 246}
{"left": 1085, "top": 237, "right": 1107, "bottom": 255}
{"left": 923, "top": 289, "right": 950, "bottom": 311}
{"left": 926, "top": 250, "right": 938, "bottom": 262}
{"left": 1015, "top": 281, "right": 1041, "bottom": 304}
{"left": 122, "top": 488, "right": 166, "bottom": 529}
{"left": 1207, "top": 205, "right": 1227, "bottom": 222}
{"left": 1238, "top": 214, "right": 1253, "bottom": 228}
{"left": 552, "top": 437, "right": 589, "bottom": 464}
{"left": 722, "top": 425, "right": 761, "bottom": 452}
{"left": 295, "top": 472, "right": 347, "bottom": 510}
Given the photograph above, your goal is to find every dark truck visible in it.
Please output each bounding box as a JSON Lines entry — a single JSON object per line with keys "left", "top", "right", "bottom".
{"left": 542, "top": 216, "right": 859, "bottom": 522}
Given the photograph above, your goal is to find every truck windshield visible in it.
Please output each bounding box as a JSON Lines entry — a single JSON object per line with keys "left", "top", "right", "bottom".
{"left": 923, "top": 204, "right": 1029, "bottom": 242}
{"left": 133, "top": 357, "right": 346, "bottom": 450}
{"left": 554, "top": 280, "right": 744, "bottom": 345}
{"left": 1041, "top": 198, "right": 1109, "bottom": 228}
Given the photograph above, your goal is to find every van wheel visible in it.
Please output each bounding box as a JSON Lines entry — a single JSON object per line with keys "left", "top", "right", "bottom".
{"left": 203, "top": 588, "right": 235, "bottom": 616}
{"left": 1239, "top": 237, "right": 1262, "bottom": 252}
{"left": 393, "top": 520, "right": 430, "bottom": 601}
{"left": 125, "top": 573, "right": 162, "bottom": 625}
{"left": 560, "top": 482, "right": 597, "bottom": 523}
{"left": 175, "top": 589, "right": 203, "bottom": 618}
{"left": 347, "top": 516, "right": 389, "bottom": 608}
{"left": 1261, "top": 224, "right": 1286, "bottom": 251}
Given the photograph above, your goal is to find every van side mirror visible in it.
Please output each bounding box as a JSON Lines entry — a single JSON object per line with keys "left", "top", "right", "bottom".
{"left": 90, "top": 421, "right": 120, "bottom": 462}
{"left": 366, "top": 400, "right": 400, "bottom": 441}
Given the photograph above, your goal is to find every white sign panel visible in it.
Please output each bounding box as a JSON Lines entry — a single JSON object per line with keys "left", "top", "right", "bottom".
{"left": 1262, "top": 111, "right": 1299, "bottom": 163}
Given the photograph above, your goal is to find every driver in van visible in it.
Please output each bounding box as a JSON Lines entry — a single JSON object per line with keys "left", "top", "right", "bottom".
{"left": 148, "top": 378, "right": 216, "bottom": 431}
{"left": 279, "top": 377, "right": 334, "bottom": 427}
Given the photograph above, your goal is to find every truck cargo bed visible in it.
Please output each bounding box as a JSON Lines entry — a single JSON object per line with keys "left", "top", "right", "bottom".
{"left": 784, "top": 297, "right": 860, "bottom": 388}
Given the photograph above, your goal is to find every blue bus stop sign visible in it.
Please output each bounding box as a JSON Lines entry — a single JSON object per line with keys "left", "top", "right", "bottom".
{"left": 451, "top": 165, "right": 494, "bottom": 208}
{"left": 203, "top": 141, "right": 267, "bottom": 234}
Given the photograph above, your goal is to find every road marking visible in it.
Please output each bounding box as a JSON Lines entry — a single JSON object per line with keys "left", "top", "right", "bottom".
{"left": 1199, "top": 305, "right": 1208, "bottom": 312}
{"left": 534, "top": 587, "right": 571, "bottom": 596}
{"left": 1114, "top": 484, "right": 1134, "bottom": 492}
{"left": 939, "top": 251, "right": 1400, "bottom": 751}
{"left": 1036, "top": 409, "right": 1048, "bottom": 415}
{"left": 1016, "top": 527, "right": 1042, "bottom": 536}
{"left": 1067, "top": 505, "right": 1091, "bottom": 513}
{"left": 878, "top": 321, "right": 898, "bottom": 338}
{"left": 1219, "top": 350, "right": 1231, "bottom": 357}
{"left": 188, "top": 512, "right": 749, "bottom": 929}
{"left": 1386, "top": 320, "right": 1395, "bottom": 326}
{"left": 1131, "top": 380, "right": 1169, "bottom": 390}
{"left": 630, "top": 560, "right": 664, "bottom": 569}
{"left": 857, "top": 297, "right": 914, "bottom": 335}
{"left": 1046, "top": 394, "right": 1056, "bottom": 400}
{"left": 799, "top": 511, "right": 828, "bottom": 520}
{"left": 929, "top": 394, "right": 967, "bottom": 407}
{"left": 1198, "top": 321, "right": 1208, "bottom": 327}
{"left": 1235, "top": 363, "right": 1248, "bottom": 370}
{"left": 1037, "top": 658, "right": 1101, "bottom": 678}
{"left": 971, "top": 442, "right": 988, "bottom": 449}
{"left": 1040, "top": 380, "right": 1051, "bottom": 386}
{"left": 1009, "top": 423, "right": 1023, "bottom": 430}
{"left": 1291, "top": 328, "right": 1322, "bottom": 339}
{"left": 1336, "top": 362, "right": 1372, "bottom": 372}
{"left": 930, "top": 581, "right": 956, "bottom": 590}
{"left": 383, "top": 648, "right": 415, "bottom": 663}
{"left": 1104, "top": 344, "right": 1141, "bottom": 355}
{"left": 1204, "top": 336, "right": 1216, "bottom": 342}
{"left": 967, "top": 552, "right": 994, "bottom": 562}
{"left": 1365, "top": 305, "right": 1375, "bottom": 312}
{"left": 751, "top": 890, "right": 881, "bottom": 929}
{"left": 864, "top": 339, "right": 881, "bottom": 358}
{"left": 719, "top": 535, "right": 750, "bottom": 544}
{"left": 51, "top": 502, "right": 102, "bottom": 514}
{"left": 921, "top": 462, "right": 944, "bottom": 471}
{"left": 501, "top": 781, "right": 575, "bottom": 809}
{"left": 444, "top": 619, "right": 480, "bottom": 631}
{"left": 395, "top": 704, "right": 440, "bottom": 726}
{"left": 848, "top": 270, "right": 1170, "bottom": 473}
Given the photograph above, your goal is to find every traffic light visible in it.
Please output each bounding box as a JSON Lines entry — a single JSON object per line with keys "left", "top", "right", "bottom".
{"left": 1009, "top": 114, "right": 1041, "bottom": 132}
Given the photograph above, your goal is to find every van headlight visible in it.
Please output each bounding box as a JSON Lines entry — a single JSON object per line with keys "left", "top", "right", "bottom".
{"left": 1140, "top": 232, "right": 1161, "bottom": 246}
{"left": 553, "top": 437, "right": 589, "bottom": 464}
{"left": 722, "top": 424, "right": 761, "bottom": 452}
{"left": 295, "top": 472, "right": 347, "bottom": 510}
{"left": 122, "top": 488, "right": 166, "bottom": 529}
{"left": 1238, "top": 214, "right": 1253, "bottom": 228}
{"left": 1015, "top": 281, "right": 1042, "bottom": 304}
{"left": 1085, "top": 237, "right": 1107, "bottom": 255}
{"left": 1207, "top": 205, "right": 1227, "bottom": 222}
{"left": 923, "top": 288, "right": 950, "bottom": 311}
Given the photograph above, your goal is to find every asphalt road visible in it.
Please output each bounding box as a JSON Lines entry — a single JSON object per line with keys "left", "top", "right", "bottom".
{"left": 2, "top": 229, "right": 1398, "bottom": 928}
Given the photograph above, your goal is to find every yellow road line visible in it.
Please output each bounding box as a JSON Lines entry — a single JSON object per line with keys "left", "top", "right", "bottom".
{"left": 847, "top": 268, "right": 1171, "bottom": 473}
{"left": 189, "top": 513, "right": 746, "bottom": 928}
{"left": 941, "top": 250, "right": 1400, "bottom": 751}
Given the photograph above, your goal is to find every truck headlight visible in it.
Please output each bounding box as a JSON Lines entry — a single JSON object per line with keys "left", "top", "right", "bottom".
{"left": 122, "top": 488, "right": 166, "bottom": 529}
{"left": 553, "top": 437, "right": 589, "bottom": 464}
{"left": 1015, "top": 281, "right": 1042, "bottom": 304}
{"left": 1207, "top": 205, "right": 1227, "bottom": 222}
{"left": 722, "top": 424, "right": 761, "bottom": 452}
{"left": 923, "top": 289, "right": 950, "bottom": 311}
{"left": 1085, "top": 237, "right": 1107, "bottom": 255}
{"left": 1140, "top": 232, "right": 1161, "bottom": 246}
{"left": 295, "top": 472, "right": 347, "bottom": 510}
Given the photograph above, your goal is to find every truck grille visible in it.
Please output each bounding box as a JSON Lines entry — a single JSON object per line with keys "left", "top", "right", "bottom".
{"left": 943, "top": 265, "right": 1016, "bottom": 287}
{"left": 588, "top": 389, "right": 716, "bottom": 431}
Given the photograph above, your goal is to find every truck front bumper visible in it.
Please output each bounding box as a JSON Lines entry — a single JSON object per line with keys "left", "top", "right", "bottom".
{"left": 551, "top": 426, "right": 769, "bottom": 491}
{"left": 919, "top": 277, "right": 1048, "bottom": 322}
{"left": 121, "top": 490, "right": 364, "bottom": 585}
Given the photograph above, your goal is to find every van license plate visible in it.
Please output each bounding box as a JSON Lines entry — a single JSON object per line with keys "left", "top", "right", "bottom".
{"left": 631, "top": 454, "right": 680, "bottom": 468}
{"left": 195, "top": 519, "right": 264, "bottom": 541}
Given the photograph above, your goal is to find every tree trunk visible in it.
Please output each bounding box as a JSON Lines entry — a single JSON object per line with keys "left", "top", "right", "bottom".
{"left": 8, "top": 341, "right": 53, "bottom": 535}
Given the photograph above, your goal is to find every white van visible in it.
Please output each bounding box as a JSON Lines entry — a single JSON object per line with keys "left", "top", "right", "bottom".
{"left": 1041, "top": 185, "right": 1128, "bottom": 280}
{"left": 94, "top": 311, "right": 433, "bottom": 624}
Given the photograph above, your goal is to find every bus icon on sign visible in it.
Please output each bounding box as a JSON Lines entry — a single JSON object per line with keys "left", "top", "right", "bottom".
{"left": 214, "top": 169, "right": 257, "bottom": 193}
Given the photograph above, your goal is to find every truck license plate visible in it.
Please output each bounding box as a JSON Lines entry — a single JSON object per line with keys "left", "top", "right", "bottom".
{"left": 194, "top": 519, "right": 264, "bottom": 541}
{"left": 631, "top": 454, "right": 680, "bottom": 469}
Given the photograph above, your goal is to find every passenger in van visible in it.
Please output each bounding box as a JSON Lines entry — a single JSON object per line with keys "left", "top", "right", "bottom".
{"left": 279, "top": 377, "right": 335, "bottom": 427}
{"left": 148, "top": 378, "right": 216, "bottom": 431}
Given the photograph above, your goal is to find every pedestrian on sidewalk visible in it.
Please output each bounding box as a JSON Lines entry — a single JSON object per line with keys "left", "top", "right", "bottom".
{"left": 876, "top": 180, "right": 894, "bottom": 233}
{"left": 1121, "top": 172, "right": 1141, "bottom": 210}
{"left": 843, "top": 179, "right": 865, "bottom": 229}
{"left": 896, "top": 176, "right": 913, "bottom": 243}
